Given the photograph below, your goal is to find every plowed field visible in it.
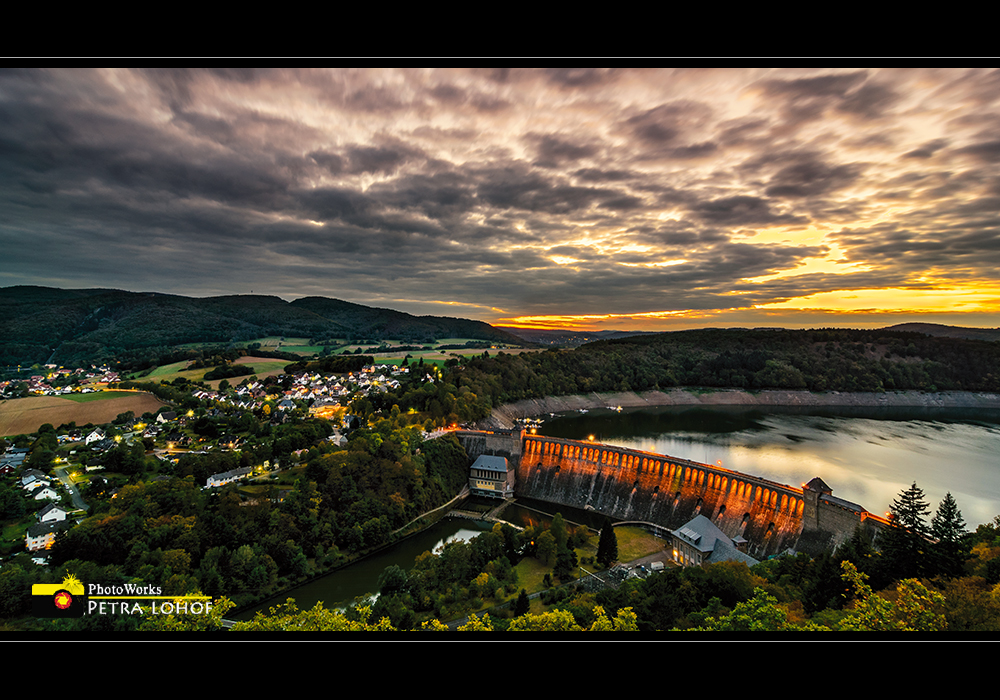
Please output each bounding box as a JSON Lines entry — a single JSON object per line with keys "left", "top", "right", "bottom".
{"left": 0, "top": 392, "right": 169, "bottom": 436}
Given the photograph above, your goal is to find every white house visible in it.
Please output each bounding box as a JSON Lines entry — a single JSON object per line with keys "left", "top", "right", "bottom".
{"left": 20, "top": 469, "right": 49, "bottom": 488}
{"left": 26, "top": 521, "right": 71, "bottom": 551}
{"left": 37, "top": 503, "right": 68, "bottom": 523}
{"left": 206, "top": 466, "right": 253, "bottom": 488}
{"left": 28, "top": 484, "right": 60, "bottom": 501}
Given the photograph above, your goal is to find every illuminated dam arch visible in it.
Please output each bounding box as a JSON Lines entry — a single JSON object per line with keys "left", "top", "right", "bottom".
{"left": 518, "top": 434, "right": 809, "bottom": 558}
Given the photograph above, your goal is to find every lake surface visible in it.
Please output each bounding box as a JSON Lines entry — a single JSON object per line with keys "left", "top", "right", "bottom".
{"left": 233, "top": 517, "right": 494, "bottom": 619}
{"left": 533, "top": 405, "right": 1000, "bottom": 529}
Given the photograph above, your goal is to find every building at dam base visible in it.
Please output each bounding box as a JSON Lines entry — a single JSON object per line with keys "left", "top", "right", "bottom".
{"left": 455, "top": 429, "right": 889, "bottom": 560}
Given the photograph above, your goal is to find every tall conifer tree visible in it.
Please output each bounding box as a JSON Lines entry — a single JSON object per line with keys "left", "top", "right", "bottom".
{"left": 931, "top": 492, "right": 969, "bottom": 578}
{"left": 879, "top": 482, "right": 932, "bottom": 581}
{"left": 597, "top": 517, "right": 618, "bottom": 568}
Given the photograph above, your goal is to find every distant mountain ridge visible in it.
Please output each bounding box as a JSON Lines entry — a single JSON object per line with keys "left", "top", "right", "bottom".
{"left": 497, "top": 327, "right": 657, "bottom": 347}
{"left": 501, "top": 323, "right": 1000, "bottom": 347}
{"left": 881, "top": 323, "right": 1000, "bottom": 342}
{"left": 0, "top": 286, "right": 526, "bottom": 368}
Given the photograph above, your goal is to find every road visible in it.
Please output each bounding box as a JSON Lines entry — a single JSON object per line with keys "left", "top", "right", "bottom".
{"left": 52, "top": 463, "right": 88, "bottom": 512}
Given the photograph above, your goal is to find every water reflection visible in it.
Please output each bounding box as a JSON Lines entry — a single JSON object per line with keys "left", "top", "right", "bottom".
{"left": 536, "top": 406, "right": 1000, "bottom": 528}
{"left": 233, "top": 517, "right": 492, "bottom": 620}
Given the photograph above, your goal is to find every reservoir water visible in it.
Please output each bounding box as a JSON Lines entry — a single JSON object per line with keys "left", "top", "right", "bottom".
{"left": 533, "top": 405, "right": 1000, "bottom": 530}
{"left": 238, "top": 404, "right": 1000, "bottom": 618}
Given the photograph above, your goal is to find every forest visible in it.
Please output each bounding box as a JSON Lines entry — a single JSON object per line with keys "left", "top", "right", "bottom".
{"left": 352, "top": 327, "right": 1000, "bottom": 432}
{"left": 5, "top": 321, "right": 1000, "bottom": 633}
{"left": 0, "top": 286, "right": 525, "bottom": 369}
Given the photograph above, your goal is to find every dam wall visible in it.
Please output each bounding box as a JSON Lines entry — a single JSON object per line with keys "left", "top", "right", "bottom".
{"left": 455, "top": 430, "right": 885, "bottom": 559}
{"left": 521, "top": 435, "right": 805, "bottom": 559}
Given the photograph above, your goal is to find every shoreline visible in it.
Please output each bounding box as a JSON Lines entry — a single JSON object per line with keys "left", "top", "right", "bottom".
{"left": 476, "top": 388, "right": 1000, "bottom": 429}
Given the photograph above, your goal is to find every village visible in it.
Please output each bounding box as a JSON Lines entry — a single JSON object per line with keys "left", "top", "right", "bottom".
{"left": 0, "top": 359, "right": 422, "bottom": 564}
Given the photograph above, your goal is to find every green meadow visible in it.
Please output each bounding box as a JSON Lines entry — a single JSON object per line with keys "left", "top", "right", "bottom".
{"left": 62, "top": 391, "right": 138, "bottom": 403}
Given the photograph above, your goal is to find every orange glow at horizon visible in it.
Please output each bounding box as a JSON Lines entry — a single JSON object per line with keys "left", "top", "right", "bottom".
{"left": 755, "top": 283, "right": 1000, "bottom": 314}
{"left": 494, "top": 281, "right": 1000, "bottom": 331}
{"left": 496, "top": 308, "right": 712, "bottom": 330}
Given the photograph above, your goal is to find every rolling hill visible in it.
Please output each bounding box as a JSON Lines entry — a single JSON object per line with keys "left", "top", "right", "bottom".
{"left": 0, "top": 286, "right": 527, "bottom": 368}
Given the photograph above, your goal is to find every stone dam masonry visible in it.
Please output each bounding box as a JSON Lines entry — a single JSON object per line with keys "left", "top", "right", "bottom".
{"left": 455, "top": 429, "right": 889, "bottom": 560}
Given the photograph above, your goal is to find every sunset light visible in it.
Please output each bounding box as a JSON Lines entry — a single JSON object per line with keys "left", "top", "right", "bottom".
{"left": 3, "top": 68, "right": 998, "bottom": 333}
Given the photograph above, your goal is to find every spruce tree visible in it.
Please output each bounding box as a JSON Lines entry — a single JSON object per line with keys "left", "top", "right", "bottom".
{"left": 931, "top": 492, "right": 969, "bottom": 578}
{"left": 879, "top": 482, "right": 932, "bottom": 581}
{"left": 551, "top": 512, "right": 568, "bottom": 550}
{"left": 596, "top": 517, "right": 618, "bottom": 568}
{"left": 513, "top": 588, "right": 530, "bottom": 617}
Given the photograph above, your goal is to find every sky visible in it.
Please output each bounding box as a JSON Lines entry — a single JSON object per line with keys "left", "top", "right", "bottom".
{"left": 2, "top": 67, "right": 999, "bottom": 332}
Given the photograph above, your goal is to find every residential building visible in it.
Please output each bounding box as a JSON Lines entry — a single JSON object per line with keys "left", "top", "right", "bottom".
{"left": 26, "top": 521, "right": 72, "bottom": 551}
{"left": 37, "top": 503, "right": 68, "bottom": 523}
{"left": 206, "top": 466, "right": 253, "bottom": 488}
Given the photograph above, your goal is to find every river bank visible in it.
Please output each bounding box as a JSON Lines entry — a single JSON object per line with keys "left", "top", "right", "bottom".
{"left": 476, "top": 388, "right": 1000, "bottom": 429}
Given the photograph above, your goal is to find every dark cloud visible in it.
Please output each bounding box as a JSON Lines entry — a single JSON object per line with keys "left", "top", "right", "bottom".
{"left": 344, "top": 143, "right": 425, "bottom": 175}
{"left": 956, "top": 140, "right": 1000, "bottom": 163}
{"left": 309, "top": 150, "right": 345, "bottom": 174}
{"left": 528, "top": 134, "right": 600, "bottom": 168}
{"left": 835, "top": 81, "right": 900, "bottom": 119}
{"left": 757, "top": 71, "right": 900, "bottom": 128}
{"left": 762, "top": 71, "right": 869, "bottom": 100}
{"left": 623, "top": 101, "right": 713, "bottom": 145}
{"left": 544, "top": 68, "right": 621, "bottom": 88}
{"left": 429, "top": 83, "right": 465, "bottom": 104}
{"left": 573, "top": 168, "right": 636, "bottom": 182}
{"left": 2, "top": 68, "right": 999, "bottom": 329}
{"left": 689, "top": 195, "right": 805, "bottom": 226}
{"left": 717, "top": 117, "right": 772, "bottom": 146}
{"left": 765, "top": 158, "right": 866, "bottom": 198}
{"left": 904, "top": 138, "right": 949, "bottom": 159}
{"left": 599, "top": 195, "right": 646, "bottom": 211}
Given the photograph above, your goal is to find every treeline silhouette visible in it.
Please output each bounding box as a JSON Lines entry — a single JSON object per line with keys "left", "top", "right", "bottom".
{"left": 373, "top": 328, "right": 1000, "bottom": 426}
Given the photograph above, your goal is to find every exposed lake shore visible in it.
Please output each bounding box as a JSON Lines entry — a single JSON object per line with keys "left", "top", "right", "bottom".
{"left": 476, "top": 388, "right": 1000, "bottom": 429}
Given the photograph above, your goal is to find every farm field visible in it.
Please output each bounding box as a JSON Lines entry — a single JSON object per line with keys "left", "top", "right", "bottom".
{"left": 176, "top": 337, "right": 322, "bottom": 356}
{"left": 0, "top": 392, "right": 169, "bottom": 437}
{"left": 133, "top": 357, "right": 293, "bottom": 390}
{"left": 352, "top": 345, "right": 542, "bottom": 369}
{"left": 217, "top": 357, "right": 291, "bottom": 388}
{"left": 331, "top": 337, "right": 537, "bottom": 365}
{"left": 62, "top": 391, "right": 136, "bottom": 403}
{"left": 240, "top": 337, "right": 320, "bottom": 355}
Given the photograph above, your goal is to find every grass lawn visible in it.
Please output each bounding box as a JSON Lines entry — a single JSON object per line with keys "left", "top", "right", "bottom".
{"left": 429, "top": 338, "right": 480, "bottom": 346}
{"left": 280, "top": 345, "right": 323, "bottom": 354}
{"left": 2, "top": 520, "right": 30, "bottom": 550}
{"left": 513, "top": 540, "right": 597, "bottom": 596}
{"left": 615, "top": 525, "right": 668, "bottom": 562}
{"left": 240, "top": 483, "right": 292, "bottom": 498}
{"left": 146, "top": 361, "right": 190, "bottom": 378}
{"left": 62, "top": 391, "right": 137, "bottom": 403}
{"left": 514, "top": 556, "right": 551, "bottom": 594}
